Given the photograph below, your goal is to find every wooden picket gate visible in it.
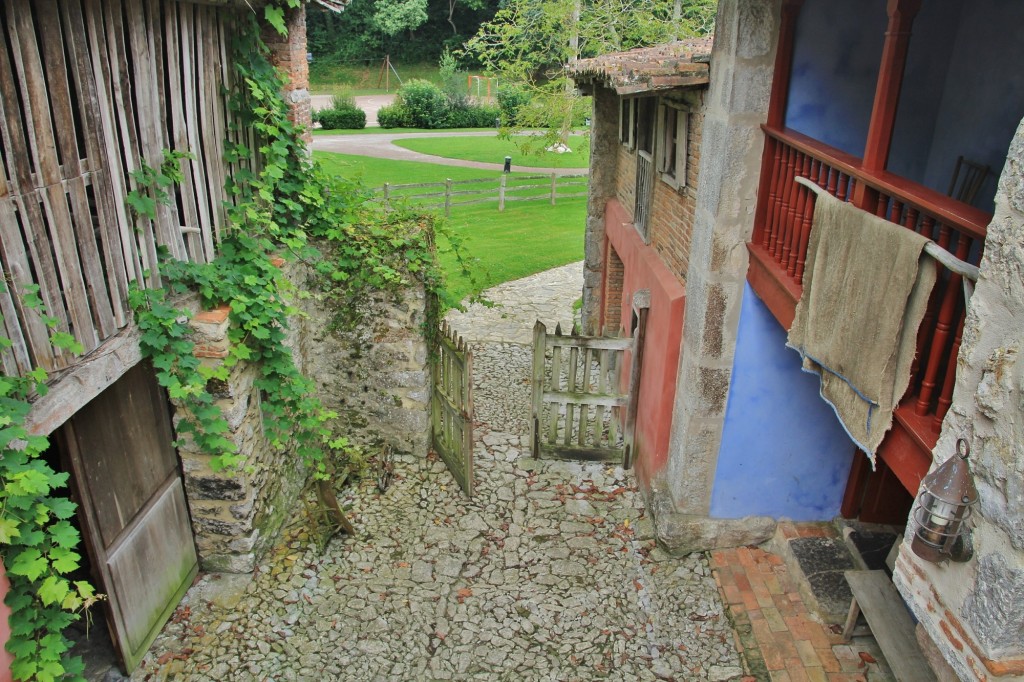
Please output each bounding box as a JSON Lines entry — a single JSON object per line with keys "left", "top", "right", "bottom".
{"left": 530, "top": 321, "right": 643, "bottom": 466}
{"left": 430, "top": 321, "right": 475, "bottom": 497}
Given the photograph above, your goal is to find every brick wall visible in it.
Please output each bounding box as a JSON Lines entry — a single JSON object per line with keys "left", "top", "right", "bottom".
{"left": 604, "top": 246, "right": 625, "bottom": 334}
{"left": 261, "top": 4, "right": 312, "bottom": 144}
{"left": 615, "top": 144, "right": 638, "bottom": 217}
{"left": 649, "top": 108, "right": 702, "bottom": 280}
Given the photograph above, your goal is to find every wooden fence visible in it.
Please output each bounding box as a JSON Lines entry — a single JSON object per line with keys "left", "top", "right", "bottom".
{"left": 530, "top": 321, "right": 639, "bottom": 465}
{"left": 431, "top": 321, "right": 474, "bottom": 497}
{"left": 0, "top": 0, "right": 248, "bottom": 377}
{"left": 375, "top": 173, "right": 589, "bottom": 216}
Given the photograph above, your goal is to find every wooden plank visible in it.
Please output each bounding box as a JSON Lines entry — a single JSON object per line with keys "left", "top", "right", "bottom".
{"left": 541, "top": 444, "right": 622, "bottom": 463}
{"left": 547, "top": 341, "right": 561, "bottom": 444}
{"left": 186, "top": 3, "right": 215, "bottom": 261}
{"left": 843, "top": 571, "right": 936, "bottom": 682}
{"left": 622, "top": 307, "right": 647, "bottom": 468}
{"left": 577, "top": 348, "right": 591, "bottom": 447}
{"left": 531, "top": 321, "right": 546, "bottom": 456}
{"left": 67, "top": 176, "right": 118, "bottom": 338}
{"left": 547, "top": 336, "right": 631, "bottom": 351}
{"left": 200, "top": 4, "right": 227, "bottom": 244}
{"left": 542, "top": 391, "right": 627, "bottom": 408}
{"left": 41, "top": 182, "right": 101, "bottom": 352}
{"left": 36, "top": 0, "right": 83, "bottom": 181}
{"left": 62, "top": 0, "right": 130, "bottom": 326}
{"left": 9, "top": 0, "right": 61, "bottom": 188}
{"left": 102, "top": 0, "right": 157, "bottom": 284}
{"left": 565, "top": 344, "right": 578, "bottom": 445}
{"left": 0, "top": 198, "right": 54, "bottom": 371}
{"left": 14, "top": 192, "right": 72, "bottom": 369}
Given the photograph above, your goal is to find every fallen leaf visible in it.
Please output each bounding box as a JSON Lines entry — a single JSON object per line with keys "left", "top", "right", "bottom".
{"left": 859, "top": 651, "right": 878, "bottom": 665}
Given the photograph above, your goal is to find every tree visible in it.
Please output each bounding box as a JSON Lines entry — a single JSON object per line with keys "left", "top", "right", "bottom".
{"left": 372, "top": 0, "right": 430, "bottom": 36}
{"left": 465, "top": 0, "right": 716, "bottom": 138}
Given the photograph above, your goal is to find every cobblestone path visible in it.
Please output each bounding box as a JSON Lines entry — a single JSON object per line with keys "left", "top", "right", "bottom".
{"left": 133, "top": 263, "right": 746, "bottom": 681}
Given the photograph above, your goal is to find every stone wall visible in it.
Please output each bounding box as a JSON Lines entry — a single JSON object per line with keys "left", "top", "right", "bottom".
{"left": 291, "top": 258, "right": 432, "bottom": 458}
{"left": 177, "top": 304, "right": 306, "bottom": 573}
{"left": 581, "top": 86, "right": 621, "bottom": 335}
{"left": 662, "top": 0, "right": 779, "bottom": 516}
{"left": 894, "top": 117, "right": 1024, "bottom": 681}
{"left": 262, "top": 4, "right": 312, "bottom": 144}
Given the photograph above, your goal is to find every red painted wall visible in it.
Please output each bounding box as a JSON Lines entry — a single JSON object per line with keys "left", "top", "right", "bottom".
{"left": 603, "top": 199, "right": 686, "bottom": 487}
{"left": 0, "top": 561, "right": 12, "bottom": 682}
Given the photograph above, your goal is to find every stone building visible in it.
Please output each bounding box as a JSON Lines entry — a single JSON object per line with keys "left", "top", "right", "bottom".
{"left": 0, "top": 0, "right": 414, "bottom": 676}
{"left": 576, "top": 0, "right": 1024, "bottom": 678}
{"left": 568, "top": 38, "right": 712, "bottom": 488}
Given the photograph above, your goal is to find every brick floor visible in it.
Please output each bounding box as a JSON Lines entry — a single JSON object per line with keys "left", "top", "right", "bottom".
{"left": 711, "top": 541, "right": 892, "bottom": 682}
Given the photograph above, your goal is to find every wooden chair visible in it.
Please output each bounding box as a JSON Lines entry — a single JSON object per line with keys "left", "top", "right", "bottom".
{"left": 947, "top": 155, "right": 991, "bottom": 206}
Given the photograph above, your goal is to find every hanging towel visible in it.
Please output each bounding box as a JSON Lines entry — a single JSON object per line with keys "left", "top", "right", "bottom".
{"left": 786, "top": 191, "right": 937, "bottom": 463}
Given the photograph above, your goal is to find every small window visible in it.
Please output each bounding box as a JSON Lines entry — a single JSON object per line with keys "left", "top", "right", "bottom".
{"left": 658, "top": 104, "right": 688, "bottom": 189}
{"left": 619, "top": 99, "right": 636, "bottom": 149}
{"left": 635, "top": 98, "right": 656, "bottom": 155}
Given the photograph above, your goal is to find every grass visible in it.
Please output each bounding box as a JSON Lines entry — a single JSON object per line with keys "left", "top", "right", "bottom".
{"left": 393, "top": 134, "right": 590, "bottom": 169}
{"left": 308, "top": 61, "right": 443, "bottom": 96}
{"left": 313, "top": 151, "right": 586, "bottom": 303}
{"left": 311, "top": 127, "right": 493, "bottom": 137}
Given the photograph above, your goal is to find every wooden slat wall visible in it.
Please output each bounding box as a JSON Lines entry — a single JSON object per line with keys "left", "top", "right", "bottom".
{"left": 0, "top": 0, "right": 248, "bottom": 376}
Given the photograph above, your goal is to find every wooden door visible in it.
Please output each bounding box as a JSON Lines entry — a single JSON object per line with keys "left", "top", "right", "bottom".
{"left": 59, "top": 363, "right": 197, "bottom": 672}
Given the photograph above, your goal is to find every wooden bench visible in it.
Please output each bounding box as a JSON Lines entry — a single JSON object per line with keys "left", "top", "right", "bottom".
{"left": 842, "top": 570, "right": 936, "bottom": 681}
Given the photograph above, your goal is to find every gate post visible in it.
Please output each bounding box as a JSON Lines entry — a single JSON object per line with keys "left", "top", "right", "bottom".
{"left": 530, "top": 321, "right": 546, "bottom": 456}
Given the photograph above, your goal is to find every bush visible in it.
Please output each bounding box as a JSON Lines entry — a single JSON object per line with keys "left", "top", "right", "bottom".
{"left": 331, "top": 92, "right": 357, "bottom": 110}
{"left": 446, "top": 104, "right": 500, "bottom": 129}
{"left": 377, "top": 103, "right": 412, "bottom": 128}
{"left": 496, "top": 85, "right": 531, "bottom": 125}
{"left": 397, "top": 79, "right": 449, "bottom": 128}
{"left": 315, "top": 106, "right": 366, "bottom": 130}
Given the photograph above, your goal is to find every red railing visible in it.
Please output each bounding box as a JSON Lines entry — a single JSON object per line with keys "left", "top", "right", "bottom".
{"left": 748, "top": 126, "right": 991, "bottom": 476}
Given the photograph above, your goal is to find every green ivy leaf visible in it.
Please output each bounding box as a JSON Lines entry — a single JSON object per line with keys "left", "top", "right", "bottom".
{"left": 8, "top": 548, "right": 48, "bottom": 580}
{"left": 264, "top": 6, "right": 287, "bottom": 35}
{"left": 37, "top": 576, "right": 70, "bottom": 606}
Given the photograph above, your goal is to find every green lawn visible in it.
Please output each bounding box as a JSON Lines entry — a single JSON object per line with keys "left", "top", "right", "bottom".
{"left": 313, "top": 151, "right": 586, "bottom": 303}
{"left": 309, "top": 61, "right": 443, "bottom": 96}
{"left": 312, "top": 127, "right": 493, "bottom": 137}
{"left": 393, "top": 134, "right": 590, "bottom": 169}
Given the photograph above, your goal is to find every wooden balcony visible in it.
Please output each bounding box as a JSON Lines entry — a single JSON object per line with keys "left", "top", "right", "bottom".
{"left": 747, "top": 126, "right": 990, "bottom": 497}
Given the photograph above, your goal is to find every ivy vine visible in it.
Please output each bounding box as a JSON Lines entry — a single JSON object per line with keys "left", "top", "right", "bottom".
{"left": 0, "top": 284, "right": 102, "bottom": 682}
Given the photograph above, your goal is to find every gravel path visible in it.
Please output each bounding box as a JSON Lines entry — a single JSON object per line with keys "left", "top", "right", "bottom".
{"left": 131, "top": 264, "right": 745, "bottom": 681}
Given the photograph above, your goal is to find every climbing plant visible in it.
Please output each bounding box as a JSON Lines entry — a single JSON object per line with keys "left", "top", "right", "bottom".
{"left": 0, "top": 284, "right": 102, "bottom": 682}
{"left": 130, "top": 1, "right": 461, "bottom": 478}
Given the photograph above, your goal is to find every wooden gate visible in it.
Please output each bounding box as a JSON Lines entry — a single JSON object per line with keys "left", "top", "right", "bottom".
{"left": 530, "top": 321, "right": 644, "bottom": 466}
{"left": 431, "top": 322, "right": 474, "bottom": 497}
{"left": 56, "top": 363, "right": 197, "bottom": 672}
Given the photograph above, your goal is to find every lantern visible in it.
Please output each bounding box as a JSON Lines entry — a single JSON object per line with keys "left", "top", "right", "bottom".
{"left": 911, "top": 438, "right": 978, "bottom": 563}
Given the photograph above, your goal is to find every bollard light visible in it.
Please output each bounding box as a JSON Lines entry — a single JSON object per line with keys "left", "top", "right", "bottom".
{"left": 503, "top": 156, "right": 512, "bottom": 173}
{"left": 911, "top": 438, "right": 978, "bottom": 564}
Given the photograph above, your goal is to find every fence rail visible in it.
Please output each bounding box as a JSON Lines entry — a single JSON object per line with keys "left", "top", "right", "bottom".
{"left": 374, "top": 173, "right": 589, "bottom": 216}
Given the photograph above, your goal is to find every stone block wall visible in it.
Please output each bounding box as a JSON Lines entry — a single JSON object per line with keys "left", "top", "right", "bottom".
{"left": 894, "top": 116, "right": 1024, "bottom": 681}
{"left": 176, "top": 304, "right": 306, "bottom": 573}
{"left": 291, "top": 258, "right": 432, "bottom": 458}
{"left": 663, "top": 0, "right": 779, "bottom": 516}
{"left": 262, "top": 4, "right": 312, "bottom": 144}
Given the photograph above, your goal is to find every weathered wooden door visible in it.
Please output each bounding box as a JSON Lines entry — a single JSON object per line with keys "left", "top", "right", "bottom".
{"left": 58, "top": 363, "right": 197, "bottom": 672}
{"left": 430, "top": 322, "right": 475, "bottom": 497}
{"left": 530, "top": 320, "right": 644, "bottom": 467}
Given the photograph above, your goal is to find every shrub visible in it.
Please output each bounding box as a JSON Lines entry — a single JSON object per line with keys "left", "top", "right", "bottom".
{"left": 446, "top": 104, "right": 500, "bottom": 129}
{"left": 315, "top": 106, "right": 366, "bottom": 130}
{"left": 397, "top": 79, "right": 449, "bottom": 128}
{"left": 438, "top": 48, "right": 467, "bottom": 109}
{"left": 331, "top": 92, "right": 357, "bottom": 110}
{"left": 377, "top": 103, "right": 412, "bottom": 128}
{"left": 496, "top": 85, "right": 531, "bottom": 125}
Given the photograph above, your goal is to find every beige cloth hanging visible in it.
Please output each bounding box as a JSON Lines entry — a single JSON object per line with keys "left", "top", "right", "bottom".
{"left": 786, "top": 189, "right": 937, "bottom": 462}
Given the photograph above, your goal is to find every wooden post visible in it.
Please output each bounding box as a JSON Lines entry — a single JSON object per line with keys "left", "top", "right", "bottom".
{"left": 445, "top": 178, "right": 452, "bottom": 217}
{"left": 498, "top": 174, "right": 507, "bottom": 211}
{"left": 530, "top": 321, "right": 547, "bottom": 457}
{"left": 383, "top": 182, "right": 391, "bottom": 211}
{"left": 622, "top": 307, "right": 647, "bottom": 470}
{"left": 854, "top": 0, "right": 922, "bottom": 209}
{"left": 550, "top": 173, "right": 557, "bottom": 205}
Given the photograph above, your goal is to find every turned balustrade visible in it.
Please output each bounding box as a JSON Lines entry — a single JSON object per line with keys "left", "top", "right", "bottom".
{"left": 749, "top": 126, "right": 991, "bottom": 450}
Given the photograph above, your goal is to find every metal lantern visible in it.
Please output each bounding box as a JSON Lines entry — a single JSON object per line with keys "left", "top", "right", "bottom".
{"left": 911, "top": 438, "right": 979, "bottom": 563}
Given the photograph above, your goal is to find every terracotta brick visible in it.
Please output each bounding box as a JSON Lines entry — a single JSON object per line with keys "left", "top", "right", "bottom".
{"left": 770, "top": 671, "right": 792, "bottom": 682}
{"left": 826, "top": 674, "right": 866, "bottom": 682}
{"left": 763, "top": 606, "right": 789, "bottom": 633}
{"left": 796, "top": 640, "right": 822, "bottom": 668}
{"left": 816, "top": 648, "right": 842, "bottom": 673}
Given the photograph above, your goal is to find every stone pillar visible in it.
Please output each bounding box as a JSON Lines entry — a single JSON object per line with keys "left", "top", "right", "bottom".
{"left": 660, "top": 0, "right": 780, "bottom": 517}
{"left": 176, "top": 305, "right": 306, "bottom": 573}
{"left": 894, "top": 117, "right": 1024, "bottom": 681}
{"left": 581, "top": 85, "right": 621, "bottom": 335}
{"left": 262, "top": 4, "right": 312, "bottom": 144}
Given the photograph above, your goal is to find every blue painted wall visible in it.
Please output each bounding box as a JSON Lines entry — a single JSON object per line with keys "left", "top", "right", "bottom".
{"left": 710, "top": 285, "right": 855, "bottom": 520}
{"left": 784, "top": 0, "right": 887, "bottom": 156}
{"left": 786, "top": 0, "right": 1024, "bottom": 213}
